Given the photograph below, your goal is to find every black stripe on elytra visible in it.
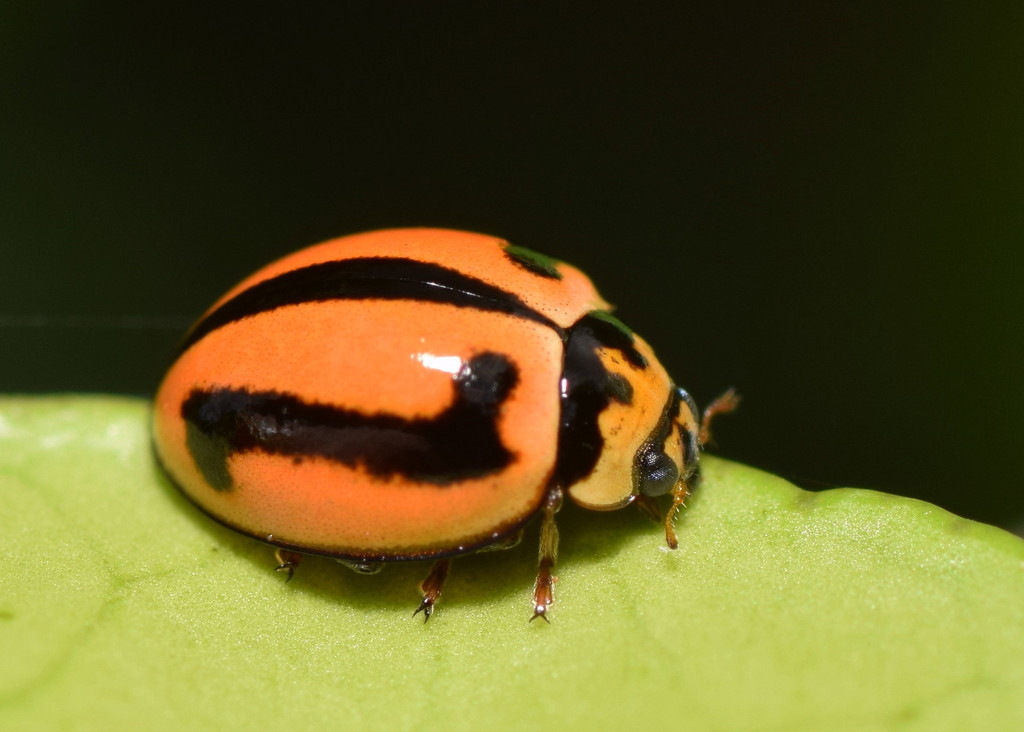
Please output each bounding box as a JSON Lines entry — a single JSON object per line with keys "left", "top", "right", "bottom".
{"left": 555, "top": 311, "right": 647, "bottom": 487}
{"left": 633, "top": 389, "right": 683, "bottom": 497}
{"left": 178, "top": 257, "right": 560, "bottom": 354}
{"left": 182, "top": 352, "right": 518, "bottom": 490}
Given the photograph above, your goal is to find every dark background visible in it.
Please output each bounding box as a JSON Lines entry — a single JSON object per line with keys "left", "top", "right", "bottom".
{"left": 2, "top": 4, "right": 1021, "bottom": 530}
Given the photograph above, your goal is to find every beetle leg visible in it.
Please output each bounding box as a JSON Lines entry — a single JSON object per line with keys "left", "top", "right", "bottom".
{"left": 663, "top": 479, "right": 692, "bottom": 550}
{"left": 478, "top": 527, "right": 524, "bottom": 553}
{"left": 336, "top": 558, "right": 385, "bottom": 574}
{"left": 531, "top": 485, "right": 564, "bottom": 623}
{"left": 697, "top": 387, "right": 740, "bottom": 447}
{"left": 413, "top": 558, "right": 452, "bottom": 622}
{"left": 274, "top": 549, "right": 302, "bottom": 582}
{"left": 664, "top": 388, "right": 740, "bottom": 549}
{"left": 633, "top": 494, "right": 662, "bottom": 523}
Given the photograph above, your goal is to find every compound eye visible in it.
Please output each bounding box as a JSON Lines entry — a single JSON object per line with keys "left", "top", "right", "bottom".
{"left": 637, "top": 448, "right": 680, "bottom": 497}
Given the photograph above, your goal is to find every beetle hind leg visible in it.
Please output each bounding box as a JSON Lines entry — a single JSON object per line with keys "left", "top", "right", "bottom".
{"left": 274, "top": 549, "right": 302, "bottom": 582}
{"left": 413, "top": 558, "right": 452, "bottom": 622}
{"left": 530, "top": 485, "right": 564, "bottom": 623}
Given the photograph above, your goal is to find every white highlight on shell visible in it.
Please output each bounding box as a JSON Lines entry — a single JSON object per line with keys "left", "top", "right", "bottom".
{"left": 415, "top": 353, "right": 463, "bottom": 375}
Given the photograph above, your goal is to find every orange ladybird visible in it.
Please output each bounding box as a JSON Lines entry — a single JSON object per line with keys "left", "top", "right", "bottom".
{"left": 152, "top": 228, "right": 735, "bottom": 621}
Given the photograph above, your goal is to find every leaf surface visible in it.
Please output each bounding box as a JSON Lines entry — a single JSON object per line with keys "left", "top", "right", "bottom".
{"left": 1, "top": 397, "right": 1022, "bottom": 731}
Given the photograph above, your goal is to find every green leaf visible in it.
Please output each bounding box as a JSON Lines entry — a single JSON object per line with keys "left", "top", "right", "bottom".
{"left": 2, "top": 396, "right": 1022, "bottom": 730}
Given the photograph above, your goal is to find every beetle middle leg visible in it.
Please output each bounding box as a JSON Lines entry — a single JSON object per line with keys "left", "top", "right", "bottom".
{"left": 413, "top": 558, "right": 452, "bottom": 622}
{"left": 530, "top": 485, "right": 564, "bottom": 623}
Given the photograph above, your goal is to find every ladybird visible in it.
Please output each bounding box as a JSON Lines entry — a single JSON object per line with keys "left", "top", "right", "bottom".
{"left": 153, "top": 228, "right": 735, "bottom": 621}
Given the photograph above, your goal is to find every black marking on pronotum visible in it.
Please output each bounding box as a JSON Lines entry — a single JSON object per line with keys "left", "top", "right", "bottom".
{"left": 182, "top": 352, "right": 519, "bottom": 490}
{"left": 178, "top": 257, "right": 560, "bottom": 354}
{"left": 633, "top": 389, "right": 683, "bottom": 498}
{"left": 577, "top": 310, "right": 647, "bottom": 368}
{"left": 556, "top": 312, "right": 646, "bottom": 487}
{"left": 503, "top": 244, "right": 563, "bottom": 280}
{"left": 676, "top": 386, "right": 701, "bottom": 480}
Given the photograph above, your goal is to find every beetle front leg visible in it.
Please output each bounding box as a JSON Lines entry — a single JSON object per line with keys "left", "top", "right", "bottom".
{"left": 663, "top": 479, "right": 692, "bottom": 550}
{"left": 665, "top": 388, "right": 740, "bottom": 549}
{"left": 531, "top": 485, "right": 564, "bottom": 623}
{"left": 413, "top": 558, "right": 452, "bottom": 622}
{"left": 698, "top": 388, "right": 740, "bottom": 447}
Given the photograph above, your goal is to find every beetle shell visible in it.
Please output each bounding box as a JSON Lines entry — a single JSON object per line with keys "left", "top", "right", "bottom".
{"left": 153, "top": 228, "right": 701, "bottom": 573}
